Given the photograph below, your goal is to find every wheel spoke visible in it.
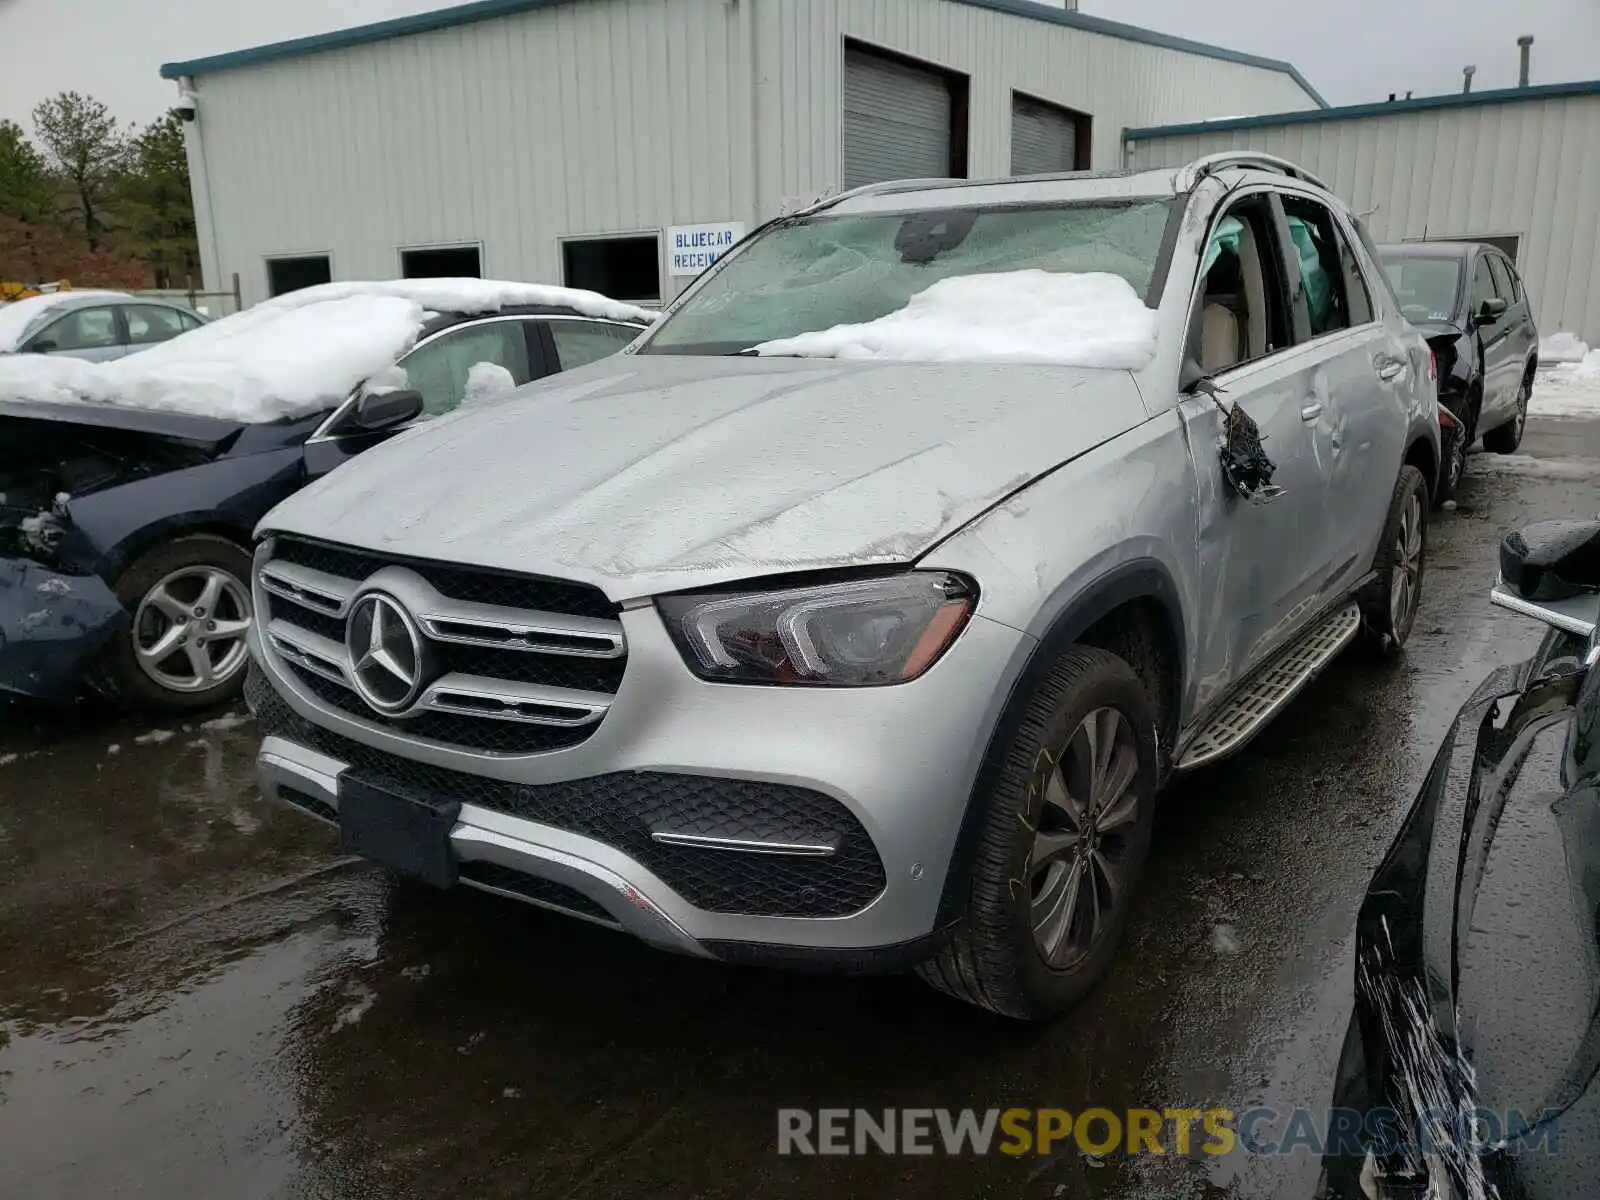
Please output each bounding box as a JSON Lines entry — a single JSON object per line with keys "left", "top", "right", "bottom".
{"left": 1030, "top": 826, "right": 1081, "bottom": 869}
{"left": 1043, "top": 762, "right": 1089, "bottom": 827}
{"left": 136, "top": 624, "right": 185, "bottom": 666}
{"left": 147, "top": 585, "right": 188, "bottom": 622}
{"left": 1095, "top": 756, "right": 1141, "bottom": 832}
{"left": 194, "top": 570, "right": 226, "bottom": 616}
{"left": 1032, "top": 858, "right": 1085, "bottom": 962}
{"left": 1405, "top": 502, "right": 1424, "bottom": 560}
{"left": 1091, "top": 848, "right": 1124, "bottom": 916}
{"left": 206, "top": 617, "right": 251, "bottom": 642}
{"left": 1087, "top": 709, "right": 1122, "bottom": 807}
{"left": 183, "top": 641, "right": 215, "bottom": 686}
{"left": 1092, "top": 738, "right": 1137, "bottom": 812}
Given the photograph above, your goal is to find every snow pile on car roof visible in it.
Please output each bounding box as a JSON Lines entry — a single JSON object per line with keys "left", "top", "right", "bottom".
{"left": 0, "top": 290, "right": 132, "bottom": 353}
{"left": 0, "top": 280, "right": 655, "bottom": 423}
{"left": 753, "top": 270, "right": 1159, "bottom": 368}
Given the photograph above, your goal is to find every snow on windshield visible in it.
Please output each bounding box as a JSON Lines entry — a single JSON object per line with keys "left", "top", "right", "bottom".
{"left": 0, "top": 279, "right": 655, "bottom": 423}
{"left": 753, "top": 270, "right": 1159, "bottom": 368}
{"left": 0, "top": 291, "right": 132, "bottom": 353}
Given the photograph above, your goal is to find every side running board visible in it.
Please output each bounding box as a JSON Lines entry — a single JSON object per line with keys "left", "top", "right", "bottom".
{"left": 1176, "top": 604, "right": 1363, "bottom": 772}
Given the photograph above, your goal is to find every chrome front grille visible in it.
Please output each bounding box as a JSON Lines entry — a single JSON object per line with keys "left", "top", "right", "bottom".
{"left": 258, "top": 535, "right": 626, "bottom": 755}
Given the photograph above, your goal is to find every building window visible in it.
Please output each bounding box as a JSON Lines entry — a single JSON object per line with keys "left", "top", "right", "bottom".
{"left": 401, "top": 244, "right": 482, "bottom": 278}
{"left": 562, "top": 235, "right": 661, "bottom": 303}
{"left": 841, "top": 41, "right": 969, "bottom": 189}
{"left": 266, "top": 254, "right": 332, "bottom": 297}
{"left": 1010, "top": 93, "right": 1091, "bottom": 175}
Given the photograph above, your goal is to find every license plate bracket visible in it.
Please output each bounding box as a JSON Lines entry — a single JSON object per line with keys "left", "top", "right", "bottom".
{"left": 338, "top": 775, "right": 461, "bottom": 888}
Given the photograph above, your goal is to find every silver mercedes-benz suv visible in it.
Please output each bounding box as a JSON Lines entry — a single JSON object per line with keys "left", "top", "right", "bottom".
{"left": 247, "top": 154, "right": 1439, "bottom": 1019}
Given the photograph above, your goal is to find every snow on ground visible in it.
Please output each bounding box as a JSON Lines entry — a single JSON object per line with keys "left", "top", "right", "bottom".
{"left": 0, "top": 291, "right": 131, "bottom": 353}
{"left": 1538, "top": 331, "right": 1590, "bottom": 364}
{"left": 0, "top": 279, "right": 655, "bottom": 424}
{"left": 1530, "top": 349, "right": 1600, "bottom": 419}
{"left": 1476, "top": 452, "right": 1600, "bottom": 481}
{"left": 753, "top": 270, "right": 1160, "bottom": 369}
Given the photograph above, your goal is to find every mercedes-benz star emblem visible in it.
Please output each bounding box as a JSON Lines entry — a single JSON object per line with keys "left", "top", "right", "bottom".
{"left": 346, "top": 592, "right": 427, "bottom": 713}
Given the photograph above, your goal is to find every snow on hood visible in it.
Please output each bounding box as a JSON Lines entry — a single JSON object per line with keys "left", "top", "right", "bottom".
{"left": 0, "top": 279, "right": 655, "bottom": 424}
{"left": 754, "top": 270, "right": 1159, "bottom": 368}
{"left": 259, "top": 353, "right": 1150, "bottom": 598}
{"left": 0, "top": 290, "right": 132, "bottom": 353}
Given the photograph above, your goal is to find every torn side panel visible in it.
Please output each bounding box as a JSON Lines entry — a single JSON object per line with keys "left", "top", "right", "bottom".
{"left": 0, "top": 557, "right": 127, "bottom": 702}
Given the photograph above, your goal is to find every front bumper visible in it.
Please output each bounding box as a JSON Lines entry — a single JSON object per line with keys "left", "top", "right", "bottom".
{"left": 248, "top": 593, "right": 1032, "bottom": 962}
{"left": 0, "top": 557, "right": 127, "bottom": 703}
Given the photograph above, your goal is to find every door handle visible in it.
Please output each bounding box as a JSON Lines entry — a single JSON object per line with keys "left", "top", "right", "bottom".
{"left": 1375, "top": 358, "right": 1406, "bottom": 382}
{"left": 1300, "top": 401, "right": 1324, "bottom": 422}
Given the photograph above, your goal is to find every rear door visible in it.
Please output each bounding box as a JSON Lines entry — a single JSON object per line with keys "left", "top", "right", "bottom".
{"left": 1278, "top": 190, "right": 1409, "bottom": 598}
{"left": 1470, "top": 253, "right": 1515, "bottom": 428}
{"left": 1489, "top": 251, "right": 1537, "bottom": 388}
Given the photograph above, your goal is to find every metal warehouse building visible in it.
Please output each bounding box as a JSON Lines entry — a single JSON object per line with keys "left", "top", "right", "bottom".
{"left": 162, "top": 0, "right": 1323, "bottom": 308}
{"left": 1127, "top": 80, "right": 1600, "bottom": 345}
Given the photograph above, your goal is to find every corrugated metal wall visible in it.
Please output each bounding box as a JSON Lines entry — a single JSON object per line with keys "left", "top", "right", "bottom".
{"left": 1127, "top": 94, "right": 1600, "bottom": 344}
{"left": 185, "top": 0, "right": 1317, "bottom": 306}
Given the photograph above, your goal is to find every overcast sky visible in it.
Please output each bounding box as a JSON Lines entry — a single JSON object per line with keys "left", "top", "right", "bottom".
{"left": 2, "top": 0, "right": 1597, "bottom": 131}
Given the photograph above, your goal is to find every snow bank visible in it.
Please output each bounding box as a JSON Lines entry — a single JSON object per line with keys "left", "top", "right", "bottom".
{"left": 0, "top": 290, "right": 131, "bottom": 353}
{"left": 0, "top": 279, "right": 655, "bottom": 423}
{"left": 1530, "top": 349, "right": 1600, "bottom": 419}
{"left": 753, "top": 270, "right": 1159, "bottom": 369}
{"left": 1538, "top": 331, "right": 1590, "bottom": 364}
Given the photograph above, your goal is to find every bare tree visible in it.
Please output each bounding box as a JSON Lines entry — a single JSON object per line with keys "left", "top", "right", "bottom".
{"left": 32, "top": 91, "right": 127, "bottom": 251}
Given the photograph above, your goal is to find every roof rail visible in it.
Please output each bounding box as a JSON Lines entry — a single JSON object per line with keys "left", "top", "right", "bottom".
{"left": 1176, "top": 152, "right": 1329, "bottom": 193}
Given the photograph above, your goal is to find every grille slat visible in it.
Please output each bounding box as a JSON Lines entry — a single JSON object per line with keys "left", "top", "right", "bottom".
{"left": 261, "top": 535, "right": 623, "bottom": 754}
{"left": 249, "top": 670, "right": 887, "bottom": 918}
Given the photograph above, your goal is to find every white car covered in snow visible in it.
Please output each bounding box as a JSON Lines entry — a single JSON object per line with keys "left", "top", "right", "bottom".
{"left": 0, "top": 279, "right": 652, "bottom": 712}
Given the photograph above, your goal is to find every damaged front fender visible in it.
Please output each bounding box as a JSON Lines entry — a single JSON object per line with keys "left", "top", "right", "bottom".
{"left": 0, "top": 557, "right": 127, "bottom": 703}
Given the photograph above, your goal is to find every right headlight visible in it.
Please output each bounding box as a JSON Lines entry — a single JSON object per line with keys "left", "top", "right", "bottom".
{"left": 656, "top": 572, "right": 976, "bottom": 686}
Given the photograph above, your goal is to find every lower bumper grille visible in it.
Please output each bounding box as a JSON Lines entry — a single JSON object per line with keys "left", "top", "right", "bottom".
{"left": 250, "top": 668, "right": 887, "bottom": 918}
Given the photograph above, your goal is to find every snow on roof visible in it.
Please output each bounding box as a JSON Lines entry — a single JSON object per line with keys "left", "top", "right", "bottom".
{"left": 0, "top": 279, "right": 655, "bottom": 424}
{"left": 0, "top": 290, "right": 132, "bottom": 353}
{"left": 753, "top": 270, "right": 1159, "bottom": 369}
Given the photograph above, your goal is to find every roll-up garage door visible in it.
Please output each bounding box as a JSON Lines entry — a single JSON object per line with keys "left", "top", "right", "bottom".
{"left": 1011, "top": 95, "right": 1079, "bottom": 176}
{"left": 842, "top": 46, "right": 954, "bottom": 189}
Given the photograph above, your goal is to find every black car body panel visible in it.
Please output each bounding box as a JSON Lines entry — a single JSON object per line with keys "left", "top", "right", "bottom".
{"left": 0, "top": 302, "right": 647, "bottom": 703}
{"left": 1380, "top": 241, "right": 1540, "bottom": 443}
{"left": 1324, "top": 625, "right": 1600, "bottom": 1198}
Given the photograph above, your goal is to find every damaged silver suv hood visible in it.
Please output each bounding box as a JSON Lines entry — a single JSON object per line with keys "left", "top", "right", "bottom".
{"left": 258, "top": 355, "right": 1150, "bottom": 598}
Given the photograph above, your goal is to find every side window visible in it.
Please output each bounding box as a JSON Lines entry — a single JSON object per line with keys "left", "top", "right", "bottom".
{"left": 394, "top": 320, "right": 533, "bottom": 416}
{"left": 1281, "top": 198, "right": 1358, "bottom": 337}
{"left": 1471, "top": 256, "right": 1498, "bottom": 314}
{"left": 1189, "top": 196, "right": 1293, "bottom": 375}
{"left": 1486, "top": 254, "right": 1515, "bottom": 302}
{"left": 124, "top": 304, "right": 192, "bottom": 346}
{"left": 547, "top": 320, "right": 639, "bottom": 371}
{"left": 28, "top": 306, "right": 119, "bottom": 352}
{"left": 177, "top": 310, "right": 204, "bottom": 332}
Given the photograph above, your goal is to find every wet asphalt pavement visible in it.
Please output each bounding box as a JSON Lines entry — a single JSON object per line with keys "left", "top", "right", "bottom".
{"left": 2, "top": 416, "right": 1597, "bottom": 1200}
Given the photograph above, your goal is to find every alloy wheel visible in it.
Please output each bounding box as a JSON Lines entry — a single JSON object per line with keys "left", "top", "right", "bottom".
{"left": 132, "top": 566, "right": 253, "bottom": 693}
{"left": 1389, "top": 491, "right": 1424, "bottom": 634}
{"left": 1028, "top": 706, "right": 1141, "bottom": 970}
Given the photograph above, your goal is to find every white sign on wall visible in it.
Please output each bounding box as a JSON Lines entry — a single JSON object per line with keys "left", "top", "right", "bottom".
{"left": 667, "top": 221, "right": 748, "bottom": 276}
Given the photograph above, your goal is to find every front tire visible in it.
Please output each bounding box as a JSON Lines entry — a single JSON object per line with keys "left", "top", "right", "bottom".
{"left": 918, "top": 646, "right": 1158, "bottom": 1020}
{"left": 1358, "top": 465, "right": 1428, "bottom": 656}
{"left": 96, "top": 534, "right": 255, "bottom": 714}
